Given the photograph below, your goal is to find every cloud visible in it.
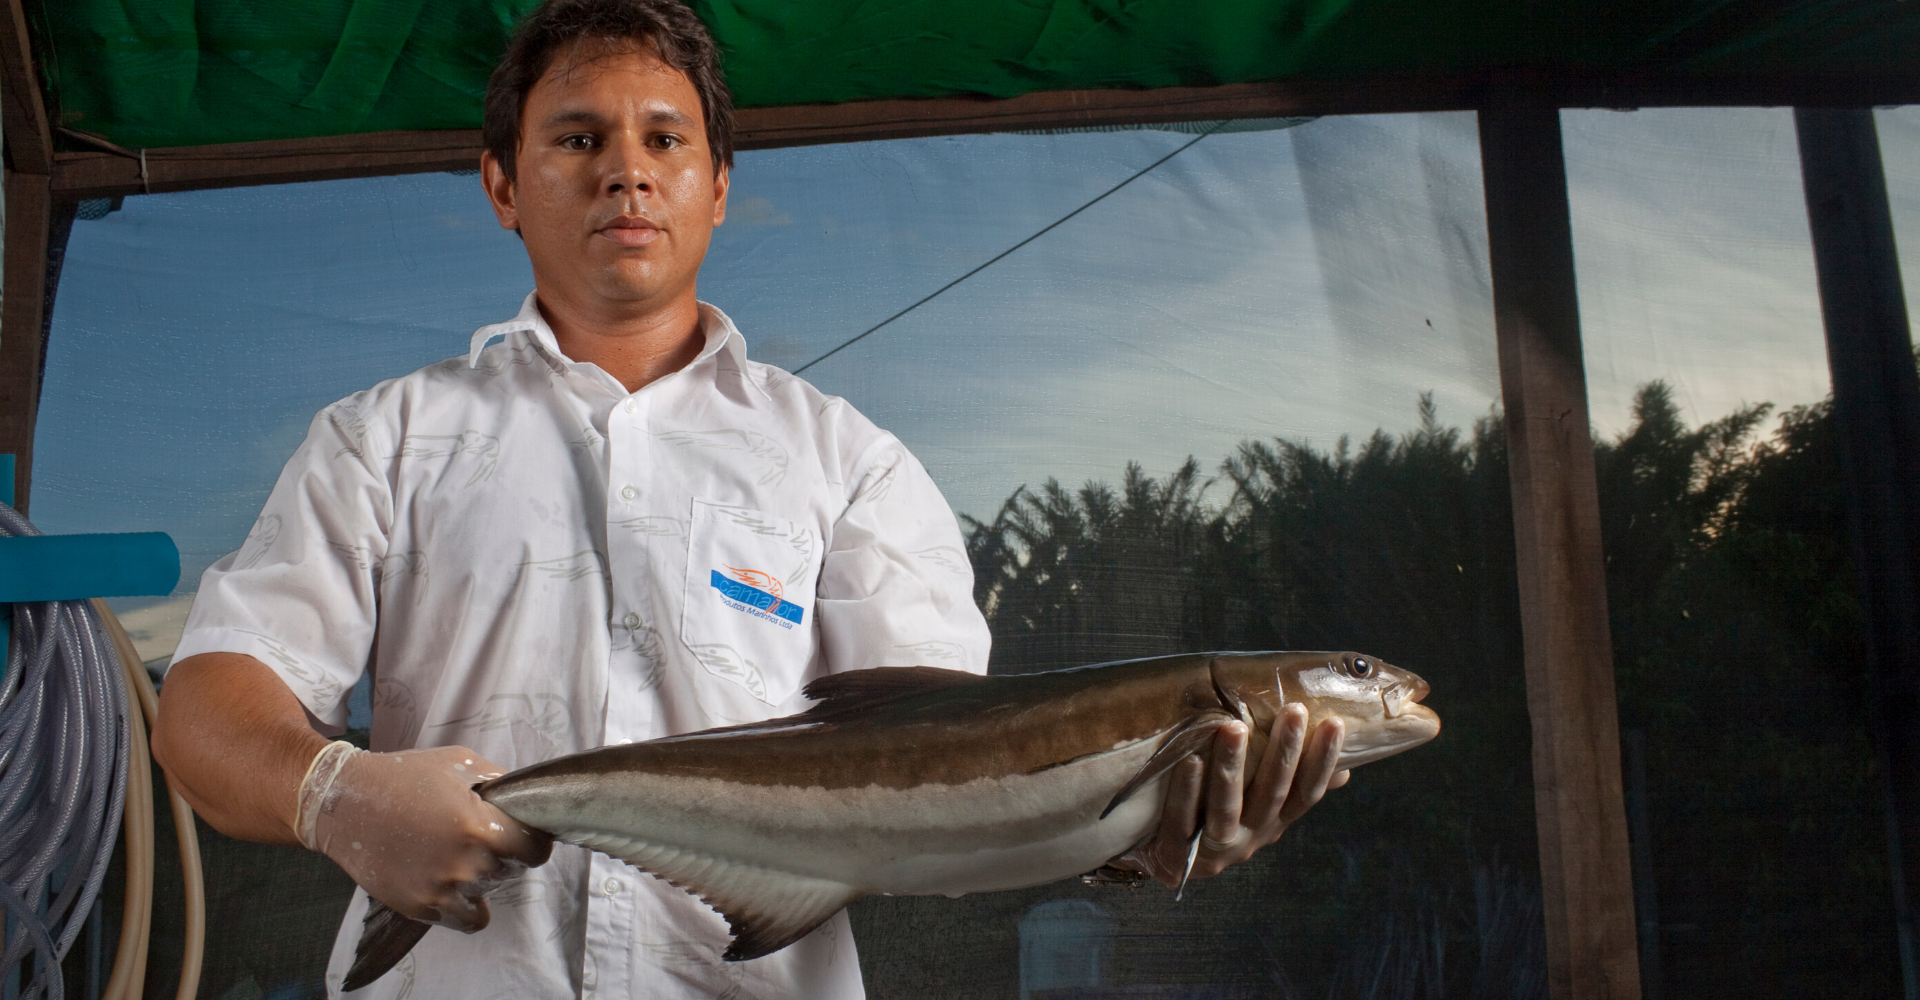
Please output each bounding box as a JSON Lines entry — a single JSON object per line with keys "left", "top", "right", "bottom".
{"left": 729, "top": 196, "right": 793, "bottom": 226}
{"left": 789, "top": 117, "right": 1502, "bottom": 520}
{"left": 1563, "top": 108, "right": 1832, "bottom": 438}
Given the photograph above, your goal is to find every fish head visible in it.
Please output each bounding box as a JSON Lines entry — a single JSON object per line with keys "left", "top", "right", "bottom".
{"left": 1213, "top": 651, "right": 1440, "bottom": 772}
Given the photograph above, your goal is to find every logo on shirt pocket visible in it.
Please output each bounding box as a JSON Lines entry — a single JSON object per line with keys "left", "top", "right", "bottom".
{"left": 708, "top": 566, "right": 806, "bottom": 629}
{"left": 682, "top": 499, "right": 821, "bottom": 706}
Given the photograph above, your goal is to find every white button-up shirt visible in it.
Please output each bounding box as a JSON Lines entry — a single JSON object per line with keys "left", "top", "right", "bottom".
{"left": 172, "top": 294, "right": 992, "bottom": 999}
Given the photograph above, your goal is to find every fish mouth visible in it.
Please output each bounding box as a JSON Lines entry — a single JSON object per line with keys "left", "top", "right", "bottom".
{"left": 1380, "top": 677, "right": 1431, "bottom": 719}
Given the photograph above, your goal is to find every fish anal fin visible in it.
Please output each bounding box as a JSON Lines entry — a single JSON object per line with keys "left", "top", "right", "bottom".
{"left": 799, "top": 665, "right": 986, "bottom": 716}
{"left": 343, "top": 898, "right": 432, "bottom": 992}
{"left": 569, "top": 831, "right": 860, "bottom": 962}
{"left": 719, "top": 876, "right": 856, "bottom": 961}
{"left": 1100, "top": 712, "right": 1233, "bottom": 819}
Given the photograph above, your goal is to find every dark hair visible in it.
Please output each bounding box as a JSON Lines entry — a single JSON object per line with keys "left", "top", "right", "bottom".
{"left": 483, "top": 0, "right": 735, "bottom": 180}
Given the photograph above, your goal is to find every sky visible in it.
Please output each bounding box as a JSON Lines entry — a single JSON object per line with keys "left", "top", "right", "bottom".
{"left": 27, "top": 107, "right": 1920, "bottom": 645}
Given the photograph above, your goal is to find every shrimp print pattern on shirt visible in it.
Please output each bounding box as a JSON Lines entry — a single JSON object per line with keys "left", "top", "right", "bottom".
{"left": 172, "top": 295, "right": 990, "bottom": 1000}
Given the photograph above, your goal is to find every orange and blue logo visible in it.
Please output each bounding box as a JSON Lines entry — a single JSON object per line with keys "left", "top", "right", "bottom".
{"left": 710, "top": 565, "right": 805, "bottom": 628}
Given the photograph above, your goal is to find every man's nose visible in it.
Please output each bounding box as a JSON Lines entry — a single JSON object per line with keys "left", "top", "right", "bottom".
{"left": 603, "top": 134, "right": 652, "bottom": 195}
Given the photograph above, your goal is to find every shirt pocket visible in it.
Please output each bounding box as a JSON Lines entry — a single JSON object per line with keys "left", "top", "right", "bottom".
{"left": 681, "top": 498, "right": 822, "bottom": 706}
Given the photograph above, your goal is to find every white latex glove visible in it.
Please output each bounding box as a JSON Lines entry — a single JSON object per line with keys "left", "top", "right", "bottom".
{"left": 297, "top": 742, "right": 552, "bottom": 932}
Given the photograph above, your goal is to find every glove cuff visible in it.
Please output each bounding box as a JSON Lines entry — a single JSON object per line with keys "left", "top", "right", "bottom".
{"left": 295, "top": 739, "right": 362, "bottom": 850}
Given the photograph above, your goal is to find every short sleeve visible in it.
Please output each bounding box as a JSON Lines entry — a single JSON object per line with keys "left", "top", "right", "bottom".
{"left": 170, "top": 396, "right": 394, "bottom": 729}
{"left": 813, "top": 436, "right": 992, "bottom": 676}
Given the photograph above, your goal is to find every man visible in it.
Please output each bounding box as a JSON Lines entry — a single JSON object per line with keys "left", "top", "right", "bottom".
{"left": 151, "top": 1, "right": 1348, "bottom": 996}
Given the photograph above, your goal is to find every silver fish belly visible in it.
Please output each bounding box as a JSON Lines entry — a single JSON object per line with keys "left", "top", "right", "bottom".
{"left": 497, "top": 736, "right": 1167, "bottom": 901}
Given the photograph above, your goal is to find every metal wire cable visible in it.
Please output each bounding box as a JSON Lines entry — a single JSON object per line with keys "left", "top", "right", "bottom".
{"left": 792, "top": 124, "right": 1221, "bottom": 375}
{"left": 0, "top": 501, "right": 130, "bottom": 1000}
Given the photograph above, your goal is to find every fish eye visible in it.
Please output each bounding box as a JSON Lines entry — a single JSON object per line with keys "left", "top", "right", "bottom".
{"left": 1351, "top": 657, "right": 1372, "bottom": 678}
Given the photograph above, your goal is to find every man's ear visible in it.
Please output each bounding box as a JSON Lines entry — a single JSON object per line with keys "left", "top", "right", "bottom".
{"left": 711, "top": 165, "right": 729, "bottom": 227}
{"left": 481, "top": 150, "right": 520, "bottom": 232}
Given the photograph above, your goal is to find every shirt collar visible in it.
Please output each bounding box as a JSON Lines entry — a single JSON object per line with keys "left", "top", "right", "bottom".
{"left": 468, "top": 293, "right": 759, "bottom": 397}
{"left": 467, "top": 291, "right": 560, "bottom": 368}
{"left": 696, "top": 301, "right": 757, "bottom": 390}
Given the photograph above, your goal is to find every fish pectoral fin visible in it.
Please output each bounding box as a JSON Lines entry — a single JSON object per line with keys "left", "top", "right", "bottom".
{"left": 574, "top": 832, "right": 859, "bottom": 962}
{"left": 342, "top": 898, "right": 432, "bottom": 992}
{"left": 1100, "top": 711, "right": 1234, "bottom": 819}
{"left": 799, "top": 665, "right": 987, "bottom": 716}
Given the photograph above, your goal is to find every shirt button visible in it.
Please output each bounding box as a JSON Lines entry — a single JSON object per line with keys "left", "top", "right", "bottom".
{"left": 623, "top": 612, "right": 641, "bottom": 630}
{"left": 622, "top": 397, "right": 638, "bottom": 414}
{"left": 604, "top": 877, "right": 624, "bottom": 896}
{"left": 619, "top": 485, "right": 637, "bottom": 502}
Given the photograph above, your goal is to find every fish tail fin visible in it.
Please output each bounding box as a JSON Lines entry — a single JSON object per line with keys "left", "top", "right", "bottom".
{"left": 343, "top": 899, "right": 433, "bottom": 992}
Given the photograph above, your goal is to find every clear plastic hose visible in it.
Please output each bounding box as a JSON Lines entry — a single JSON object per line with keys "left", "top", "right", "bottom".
{"left": 0, "top": 501, "right": 131, "bottom": 1000}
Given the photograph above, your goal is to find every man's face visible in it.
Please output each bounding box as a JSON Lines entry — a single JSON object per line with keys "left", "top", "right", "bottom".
{"left": 483, "top": 43, "right": 728, "bottom": 314}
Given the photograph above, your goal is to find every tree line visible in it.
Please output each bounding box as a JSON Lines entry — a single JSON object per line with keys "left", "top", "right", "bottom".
{"left": 957, "top": 371, "right": 1908, "bottom": 998}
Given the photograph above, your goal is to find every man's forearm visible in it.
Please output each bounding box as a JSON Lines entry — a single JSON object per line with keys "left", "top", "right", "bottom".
{"left": 152, "top": 652, "right": 335, "bottom": 844}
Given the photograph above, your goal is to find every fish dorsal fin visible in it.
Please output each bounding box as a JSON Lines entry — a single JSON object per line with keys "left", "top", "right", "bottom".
{"left": 564, "top": 829, "right": 859, "bottom": 961}
{"left": 1100, "top": 711, "right": 1235, "bottom": 819}
{"left": 673, "top": 667, "right": 988, "bottom": 740}
{"left": 799, "top": 665, "right": 987, "bottom": 717}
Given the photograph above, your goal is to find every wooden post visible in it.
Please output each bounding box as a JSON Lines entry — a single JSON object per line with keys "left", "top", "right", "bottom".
{"left": 0, "top": 0, "right": 52, "bottom": 516}
{"left": 1478, "top": 100, "right": 1642, "bottom": 1000}
{"left": 1795, "top": 107, "right": 1920, "bottom": 999}
{"left": 0, "top": 170, "right": 50, "bottom": 515}
{"left": 0, "top": 0, "right": 50, "bottom": 178}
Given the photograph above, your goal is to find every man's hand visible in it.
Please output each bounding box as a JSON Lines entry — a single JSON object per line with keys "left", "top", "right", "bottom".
{"left": 153, "top": 654, "right": 551, "bottom": 932}
{"left": 309, "top": 745, "right": 553, "bottom": 932}
{"left": 1119, "top": 704, "right": 1349, "bottom": 888}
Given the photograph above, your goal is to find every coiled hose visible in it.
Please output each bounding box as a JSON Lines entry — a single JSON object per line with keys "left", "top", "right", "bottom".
{"left": 0, "top": 502, "right": 130, "bottom": 999}
{"left": 0, "top": 502, "right": 204, "bottom": 1000}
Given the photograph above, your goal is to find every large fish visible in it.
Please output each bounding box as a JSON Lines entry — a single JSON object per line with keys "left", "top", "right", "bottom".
{"left": 346, "top": 650, "right": 1439, "bottom": 990}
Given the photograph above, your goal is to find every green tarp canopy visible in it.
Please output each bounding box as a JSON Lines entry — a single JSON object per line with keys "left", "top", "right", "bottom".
{"left": 28, "top": 0, "right": 1920, "bottom": 152}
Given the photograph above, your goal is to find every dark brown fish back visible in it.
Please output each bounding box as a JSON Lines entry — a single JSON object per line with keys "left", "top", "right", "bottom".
{"left": 490, "top": 654, "right": 1223, "bottom": 792}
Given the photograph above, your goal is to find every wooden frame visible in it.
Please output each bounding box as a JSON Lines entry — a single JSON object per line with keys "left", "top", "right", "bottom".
{"left": 45, "top": 69, "right": 1920, "bottom": 200}
{"left": 0, "top": 172, "right": 51, "bottom": 515}
{"left": 0, "top": 0, "right": 52, "bottom": 514}
{"left": 0, "top": 0, "right": 47, "bottom": 175}
{"left": 7, "top": 1, "right": 1920, "bottom": 993}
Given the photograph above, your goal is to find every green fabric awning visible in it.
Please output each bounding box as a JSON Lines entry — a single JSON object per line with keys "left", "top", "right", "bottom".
{"left": 29, "top": 0, "right": 1920, "bottom": 151}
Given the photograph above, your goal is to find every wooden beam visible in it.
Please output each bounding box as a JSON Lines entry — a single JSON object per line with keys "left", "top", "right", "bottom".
{"left": 0, "top": 171, "right": 51, "bottom": 514}
{"left": 0, "top": 0, "right": 50, "bottom": 174}
{"left": 729, "top": 70, "right": 1920, "bottom": 150}
{"left": 51, "top": 128, "right": 487, "bottom": 200}
{"left": 47, "top": 70, "right": 1920, "bottom": 199}
{"left": 1796, "top": 106, "right": 1920, "bottom": 999}
{"left": 1478, "top": 101, "right": 1641, "bottom": 1000}
{"left": 731, "top": 75, "right": 1476, "bottom": 147}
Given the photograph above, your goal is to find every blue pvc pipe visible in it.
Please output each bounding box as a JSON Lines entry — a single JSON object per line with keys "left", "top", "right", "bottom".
{"left": 0, "top": 532, "right": 180, "bottom": 602}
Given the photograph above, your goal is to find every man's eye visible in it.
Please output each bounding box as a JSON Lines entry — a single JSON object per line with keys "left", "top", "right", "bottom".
{"left": 650, "top": 134, "right": 683, "bottom": 149}
{"left": 560, "top": 134, "right": 596, "bottom": 151}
